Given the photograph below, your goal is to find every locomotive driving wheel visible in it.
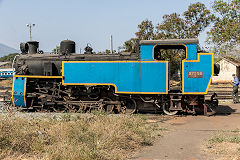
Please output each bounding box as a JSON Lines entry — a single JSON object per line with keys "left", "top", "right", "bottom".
{"left": 162, "top": 101, "right": 178, "bottom": 115}
{"left": 53, "top": 105, "right": 67, "bottom": 113}
{"left": 121, "top": 98, "right": 137, "bottom": 114}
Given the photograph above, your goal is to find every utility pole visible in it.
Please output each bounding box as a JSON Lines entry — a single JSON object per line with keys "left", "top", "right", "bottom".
{"left": 26, "top": 23, "right": 35, "bottom": 41}
{"left": 110, "top": 35, "right": 113, "bottom": 54}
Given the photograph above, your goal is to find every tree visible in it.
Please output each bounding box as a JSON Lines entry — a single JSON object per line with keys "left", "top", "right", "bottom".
{"left": 52, "top": 46, "right": 60, "bottom": 54}
{"left": 155, "top": 13, "right": 186, "bottom": 39}
{"left": 155, "top": 2, "right": 214, "bottom": 39}
{"left": 123, "top": 38, "right": 138, "bottom": 52}
{"left": 105, "top": 49, "right": 111, "bottom": 54}
{"left": 184, "top": 2, "right": 215, "bottom": 38}
{"left": 0, "top": 53, "right": 19, "bottom": 62}
{"left": 207, "top": 0, "right": 240, "bottom": 57}
{"left": 135, "top": 19, "right": 154, "bottom": 40}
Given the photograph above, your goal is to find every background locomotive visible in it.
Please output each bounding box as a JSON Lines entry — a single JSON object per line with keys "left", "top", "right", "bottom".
{"left": 12, "top": 39, "right": 219, "bottom": 115}
{"left": 0, "top": 68, "right": 15, "bottom": 78}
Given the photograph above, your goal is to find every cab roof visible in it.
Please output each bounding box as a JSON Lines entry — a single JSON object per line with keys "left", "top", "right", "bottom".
{"left": 139, "top": 38, "right": 199, "bottom": 45}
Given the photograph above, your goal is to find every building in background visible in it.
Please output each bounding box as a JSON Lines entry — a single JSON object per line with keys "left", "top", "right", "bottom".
{"left": 212, "top": 57, "right": 240, "bottom": 83}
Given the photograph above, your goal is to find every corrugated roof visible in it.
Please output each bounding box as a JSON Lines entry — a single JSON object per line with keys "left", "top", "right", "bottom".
{"left": 139, "top": 38, "right": 199, "bottom": 45}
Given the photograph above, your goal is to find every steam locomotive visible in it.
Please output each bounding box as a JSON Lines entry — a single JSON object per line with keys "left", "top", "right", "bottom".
{"left": 11, "top": 39, "right": 219, "bottom": 115}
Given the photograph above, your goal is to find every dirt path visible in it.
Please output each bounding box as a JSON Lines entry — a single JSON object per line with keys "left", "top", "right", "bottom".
{"left": 132, "top": 103, "right": 240, "bottom": 160}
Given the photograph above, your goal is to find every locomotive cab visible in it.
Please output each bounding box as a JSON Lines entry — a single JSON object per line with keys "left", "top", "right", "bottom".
{"left": 139, "top": 39, "right": 210, "bottom": 94}
{"left": 139, "top": 39, "right": 216, "bottom": 115}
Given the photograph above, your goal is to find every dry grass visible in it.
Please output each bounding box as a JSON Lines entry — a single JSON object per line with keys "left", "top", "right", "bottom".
{"left": 204, "top": 129, "right": 240, "bottom": 160}
{"left": 0, "top": 113, "right": 163, "bottom": 160}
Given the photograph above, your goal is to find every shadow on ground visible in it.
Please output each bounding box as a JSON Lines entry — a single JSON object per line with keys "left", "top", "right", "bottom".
{"left": 215, "top": 104, "right": 237, "bottom": 115}
{"left": 138, "top": 104, "right": 238, "bottom": 116}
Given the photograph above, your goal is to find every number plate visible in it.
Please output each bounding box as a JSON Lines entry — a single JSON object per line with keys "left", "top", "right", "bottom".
{"left": 188, "top": 71, "right": 203, "bottom": 78}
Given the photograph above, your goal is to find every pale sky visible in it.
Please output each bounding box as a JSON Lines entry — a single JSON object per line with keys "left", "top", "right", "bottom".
{"left": 0, "top": 0, "right": 215, "bottom": 52}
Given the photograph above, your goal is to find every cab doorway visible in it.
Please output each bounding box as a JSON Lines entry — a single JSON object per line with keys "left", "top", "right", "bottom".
{"left": 153, "top": 45, "right": 186, "bottom": 92}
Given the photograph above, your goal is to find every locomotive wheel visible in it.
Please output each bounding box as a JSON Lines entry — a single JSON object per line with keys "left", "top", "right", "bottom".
{"left": 162, "top": 102, "right": 178, "bottom": 116}
{"left": 53, "top": 106, "right": 67, "bottom": 113}
{"left": 36, "top": 108, "right": 49, "bottom": 112}
{"left": 121, "top": 98, "right": 136, "bottom": 114}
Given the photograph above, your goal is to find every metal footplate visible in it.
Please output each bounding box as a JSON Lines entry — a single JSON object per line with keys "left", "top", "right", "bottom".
{"left": 169, "top": 95, "right": 183, "bottom": 111}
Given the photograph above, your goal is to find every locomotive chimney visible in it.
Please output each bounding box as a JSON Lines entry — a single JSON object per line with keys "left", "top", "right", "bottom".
{"left": 60, "top": 40, "right": 76, "bottom": 55}
{"left": 27, "top": 41, "right": 39, "bottom": 54}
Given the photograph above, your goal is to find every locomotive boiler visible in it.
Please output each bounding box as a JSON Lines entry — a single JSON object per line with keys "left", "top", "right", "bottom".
{"left": 12, "top": 38, "right": 219, "bottom": 115}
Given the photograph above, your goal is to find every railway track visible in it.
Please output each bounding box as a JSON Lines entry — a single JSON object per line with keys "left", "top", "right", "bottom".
{"left": 207, "top": 85, "right": 236, "bottom": 101}
{"left": 0, "top": 87, "right": 12, "bottom": 102}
